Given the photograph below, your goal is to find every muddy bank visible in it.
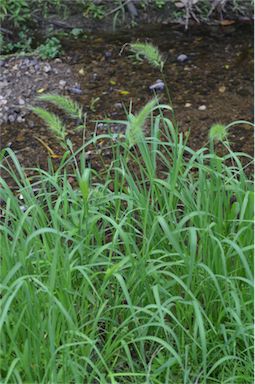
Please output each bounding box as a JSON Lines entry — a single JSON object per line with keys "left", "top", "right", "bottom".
{"left": 0, "top": 23, "right": 253, "bottom": 182}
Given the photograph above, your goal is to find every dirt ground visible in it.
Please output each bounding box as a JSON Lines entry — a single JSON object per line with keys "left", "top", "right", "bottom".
{"left": 0, "top": 22, "right": 253, "bottom": 185}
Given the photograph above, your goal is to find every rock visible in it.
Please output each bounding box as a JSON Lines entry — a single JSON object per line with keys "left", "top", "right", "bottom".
{"left": 177, "top": 54, "right": 189, "bottom": 63}
{"left": 17, "top": 115, "right": 25, "bottom": 123}
{"left": 28, "top": 120, "right": 35, "bottom": 128}
{"left": 19, "top": 205, "right": 27, "bottom": 213}
{"left": 104, "top": 51, "right": 112, "bottom": 59}
{"left": 114, "top": 102, "right": 122, "bottom": 109}
{"left": 54, "top": 58, "right": 62, "bottom": 63}
{"left": 0, "top": 97, "right": 7, "bottom": 106}
{"left": 68, "top": 86, "right": 82, "bottom": 95}
{"left": 18, "top": 98, "right": 25, "bottom": 105}
{"left": 0, "top": 60, "right": 5, "bottom": 67}
{"left": 53, "top": 69, "right": 59, "bottom": 75}
{"left": 149, "top": 79, "right": 164, "bottom": 91}
{"left": 43, "top": 64, "right": 51, "bottom": 73}
{"left": 185, "top": 102, "right": 192, "bottom": 108}
{"left": 198, "top": 105, "right": 207, "bottom": 111}
{"left": 59, "top": 80, "right": 67, "bottom": 88}
{"left": 8, "top": 113, "right": 17, "bottom": 123}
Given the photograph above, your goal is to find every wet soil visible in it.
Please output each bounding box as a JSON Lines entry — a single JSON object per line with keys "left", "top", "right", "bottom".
{"left": 0, "top": 23, "right": 254, "bottom": 184}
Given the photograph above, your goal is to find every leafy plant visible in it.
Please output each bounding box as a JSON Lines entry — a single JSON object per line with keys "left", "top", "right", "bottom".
{"left": 38, "top": 37, "right": 62, "bottom": 60}
{"left": 154, "top": 0, "right": 166, "bottom": 8}
{"left": 70, "top": 28, "right": 84, "bottom": 38}
{"left": 5, "top": 29, "right": 32, "bottom": 54}
{"left": 83, "top": 1, "right": 105, "bottom": 19}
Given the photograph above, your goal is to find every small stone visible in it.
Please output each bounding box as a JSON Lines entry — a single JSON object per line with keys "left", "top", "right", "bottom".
{"left": 8, "top": 114, "right": 17, "bottom": 123}
{"left": 68, "top": 86, "right": 82, "bottom": 95}
{"left": 20, "top": 205, "right": 27, "bottom": 213}
{"left": 30, "top": 59, "right": 38, "bottom": 66}
{"left": 43, "top": 64, "right": 51, "bottom": 73}
{"left": 18, "top": 98, "right": 25, "bottom": 105}
{"left": 198, "top": 105, "right": 207, "bottom": 111}
{"left": 149, "top": 79, "right": 164, "bottom": 91}
{"left": 28, "top": 120, "right": 35, "bottom": 128}
{"left": 114, "top": 102, "right": 122, "bottom": 109}
{"left": 177, "top": 54, "right": 189, "bottom": 63}
{"left": 53, "top": 68, "right": 59, "bottom": 75}
{"left": 54, "top": 58, "right": 62, "bottom": 63}
{"left": 17, "top": 115, "right": 25, "bottom": 123}
{"left": 0, "top": 60, "right": 5, "bottom": 67}
{"left": 219, "top": 85, "right": 226, "bottom": 93}
{"left": 59, "top": 80, "right": 67, "bottom": 88}
{"left": 0, "top": 98, "right": 7, "bottom": 106}
{"left": 104, "top": 51, "right": 112, "bottom": 59}
{"left": 185, "top": 102, "right": 192, "bottom": 108}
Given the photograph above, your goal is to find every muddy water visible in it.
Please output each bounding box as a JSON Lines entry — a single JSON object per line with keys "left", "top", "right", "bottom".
{"left": 0, "top": 23, "right": 253, "bottom": 180}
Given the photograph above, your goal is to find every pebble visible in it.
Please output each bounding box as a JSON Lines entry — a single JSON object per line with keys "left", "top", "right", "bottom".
{"left": 68, "top": 86, "right": 82, "bottom": 95}
{"left": 17, "top": 116, "right": 25, "bottom": 123}
{"left": 198, "top": 105, "right": 207, "bottom": 111}
{"left": 114, "top": 102, "right": 122, "bottom": 109}
{"left": 0, "top": 97, "right": 7, "bottom": 106}
{"left": 185, "top": 102, "right": 192, "bottom": 108}
{"left": 8, "top": 114, "right": 17, "bottom": 123}
{"left": 177, "top": 54, "right": 189, "bottom": 63}
{"left": 104, "top": 51, "right": 112, "bottom": 59}
{"left": 28, "top": 120, "right": 35, "bottom": 128}
{"left": 18, "top": 98, "right": 25, "bottom": 105}
{"left": 54, "top": 58, "right": 62, "bottom": 63}
{"left": 43, "top": 64, "right": 51, "bottom": 73}
{"left": 149, "top": 79, "right": 165, "bottom": 91}
{"left": 19, "top": 205, "right": 27, "bottom": 213}
{"left": 59, "top": 80, "right": 67, "bottom": 88}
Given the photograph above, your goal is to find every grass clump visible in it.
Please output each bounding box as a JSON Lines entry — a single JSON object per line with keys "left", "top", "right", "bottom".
{"left": 0, "top": 41, "right": 253, "bottom": 384}
{"left": 0, "top": 96, "right": 253, "bottom": 383}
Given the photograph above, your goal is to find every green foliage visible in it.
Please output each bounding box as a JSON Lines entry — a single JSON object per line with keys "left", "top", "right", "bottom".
{"left": 0, "top": 0, "right": 30, "bottom": 25}
{"left": 4, "top": 29, "right": 33, "bottom": 54}
{"left": 83, "top": 0, "right": 106, "bottom": 20}
{"left": 0, "top": 46, "right": 254, "bottom": 381}
{"left": 0, "top": 106, "right": 253, "bottom": 382}
{"left": 70, "top": 28, "right": 84, "bottom": 38}
{"left": 38, "top": 37, "right": 62, "bottom": 60}
{"left": 154, "top": 0, "right": 166, "bottom": 8}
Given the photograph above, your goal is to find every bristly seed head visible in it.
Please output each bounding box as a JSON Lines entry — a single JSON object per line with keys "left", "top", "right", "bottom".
{"left": 209, "top": 123, "right": 228, "bottom": 142}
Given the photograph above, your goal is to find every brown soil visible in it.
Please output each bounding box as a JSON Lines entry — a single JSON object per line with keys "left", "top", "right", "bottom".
{"left": 0, "top": 23, "right": 254, "bottom": 186}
